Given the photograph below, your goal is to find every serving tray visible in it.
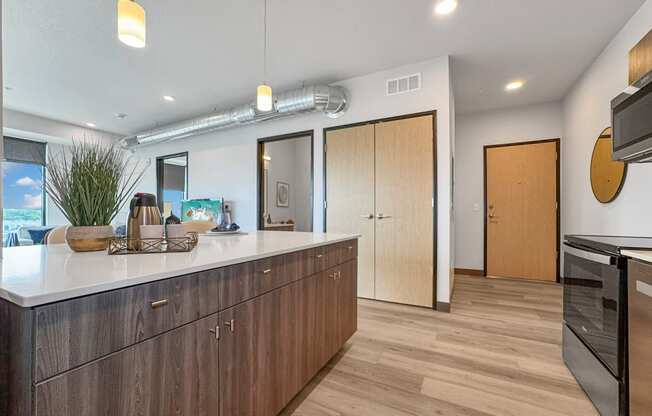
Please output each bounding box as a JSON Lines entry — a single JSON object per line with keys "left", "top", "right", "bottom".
{"left": 107, "top": 232, "right": 199, "bottom": 255}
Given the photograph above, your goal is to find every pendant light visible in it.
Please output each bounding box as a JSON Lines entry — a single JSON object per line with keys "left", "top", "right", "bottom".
{"left": 118, "top": 0, "right": 146, "bottom": 48}
{"left": 256, "top": 0, "right": 273, "bottom": 112}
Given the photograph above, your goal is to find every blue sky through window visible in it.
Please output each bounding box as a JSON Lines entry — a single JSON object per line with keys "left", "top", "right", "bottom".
{"left": 3, "top": 161, "right": 44, "bottom": 234}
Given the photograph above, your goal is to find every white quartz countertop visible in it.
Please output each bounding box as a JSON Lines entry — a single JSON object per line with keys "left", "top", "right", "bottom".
{"left": 0, "top": 231, "right": 359, "bottom": 307}
{"left": 622, "top": 249, "right": 652, "bottom": 263}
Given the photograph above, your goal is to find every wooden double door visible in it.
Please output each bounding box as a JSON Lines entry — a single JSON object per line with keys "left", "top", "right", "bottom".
{"left": 325, "top": 114, "right": 435, "bottom": 307}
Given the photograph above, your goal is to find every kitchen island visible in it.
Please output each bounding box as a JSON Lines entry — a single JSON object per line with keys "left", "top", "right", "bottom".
{"left": 0, "top": 231, "right": 359, "bottom": 416}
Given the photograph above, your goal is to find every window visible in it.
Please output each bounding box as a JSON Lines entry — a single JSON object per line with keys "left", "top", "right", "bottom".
{"left": 156, "top": 153, "right": 188, "bottom": 219}
{"left": 2, "top": 137, "right": 47, "bottom": 238}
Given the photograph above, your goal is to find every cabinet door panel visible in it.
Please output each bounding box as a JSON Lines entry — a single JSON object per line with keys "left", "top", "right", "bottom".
{"left": 219, "top": 284, "right": 300, "bottom": 416}
{"left": 629, "top": 260, "right": 652, "bottom": 416}
{"left": 297, "top": 273, "right": 326, "bottom": 386}
{"left": 216, "top": 253, "right": 299, "bottom": 311}
{"left": 338, "top": 260, "right": 358, "bottom": 345}
{"left": 35, "top": 314, "right": 220, "bottom": 416}
{"left": 323, "top": 266, "right": 341, "bottom": 362}
{"left": 34, "top": 271, "right": 220, "bottom": 382}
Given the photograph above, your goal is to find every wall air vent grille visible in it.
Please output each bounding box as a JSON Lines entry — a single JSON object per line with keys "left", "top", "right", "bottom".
{"left": 386, "top": 73, "right": 421, "bottom": 96}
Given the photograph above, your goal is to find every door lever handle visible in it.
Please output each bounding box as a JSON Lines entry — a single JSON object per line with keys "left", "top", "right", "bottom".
{"left": 376, "top": 214, "right": 392, "bottom": 220}
{"left": 360, "top": 214, "right": 374, "bottom": 219}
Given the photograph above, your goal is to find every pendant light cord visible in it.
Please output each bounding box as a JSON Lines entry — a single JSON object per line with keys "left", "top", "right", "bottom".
{"left": 264, "top": 0, "right": 268, "bottom": 84}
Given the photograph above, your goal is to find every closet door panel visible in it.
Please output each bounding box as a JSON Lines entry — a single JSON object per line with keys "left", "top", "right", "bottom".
{"left": 374, "top": 116, "right": 435, "bottom": 307}
{"left": 325, "top": 125, "right": 376, "bottom": 299}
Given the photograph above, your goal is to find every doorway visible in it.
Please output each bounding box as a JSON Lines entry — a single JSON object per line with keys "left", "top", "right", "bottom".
{"left": 257, "top": 131, "right": 314, "bottom": 232}
{"left": 156, "top": 152, "right": 188, "bottom": 219}
{"left": 484, "top": 139, "right": 560, "bottom": 282}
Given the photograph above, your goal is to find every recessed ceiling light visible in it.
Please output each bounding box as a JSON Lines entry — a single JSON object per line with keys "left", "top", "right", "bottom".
{"left": 163, "top": 95, "right": 176, "bottom": 102}
{"left": 434, "top": 0, "right": 458, "bottom": 15}
{"left": 86, "top": 122, "right": 97, "bottom": 128}
{"left": 505, "top": 80, "right": 525, "bottom": 91}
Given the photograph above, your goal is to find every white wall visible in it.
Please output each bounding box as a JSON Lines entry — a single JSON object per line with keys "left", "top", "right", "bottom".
{"left": 449, "top": 65, "right": 456, "bottom": 293}
{"left": 563, "top": 0, "right": 652, "bottom": 238}
{"left": 293, "top": 138, "right": 312, "bottom": 232}
{"left": 1, "top": 8, "right": 4, "bottom": 258}
{"left": 2, "top": 109, "right": 120, "bottom": 226}
{"left": 133, "top": 56, "right": 455, "bottom": 303}
{"left": 454, "top": 102, "right": 564, "bottom": 270}
{"left": 3, "top": 109, "right": 119, "bottom": 147}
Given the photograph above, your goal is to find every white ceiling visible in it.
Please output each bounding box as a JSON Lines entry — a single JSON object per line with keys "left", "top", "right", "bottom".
{"left": 2, "top": 0, "right": 645, "bottom": 135}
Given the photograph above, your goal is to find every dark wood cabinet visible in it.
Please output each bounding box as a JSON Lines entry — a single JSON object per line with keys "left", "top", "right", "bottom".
{"left": 338, "top": 259, "right": 358, "bottom": 346}
{"left": 219, "top": 259, "right": 358, "bottom": 416}
{"left": 0, "top": 239, "right": 357, "bottom": 416}
{"left": 33, "top": 270, "right": 221, "bottom": 382}
{"left": 35, "top": 313, "right": 220, "bottom": 416}
{"left": 323, "top": 260, "right": 358, "bottom": 362}
{"left": 297, "top": 273, "right": 328, "bottom": 385}
{"left": 628, "top": 260, "right": 652, "bottom": 416}
{"left": 218, "top": 283, "right": 301, "bottom": 416}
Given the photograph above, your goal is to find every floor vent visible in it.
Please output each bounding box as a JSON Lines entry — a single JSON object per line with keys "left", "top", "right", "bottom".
{"left": 386, "top": 73, "right": 421, "bottom": 96}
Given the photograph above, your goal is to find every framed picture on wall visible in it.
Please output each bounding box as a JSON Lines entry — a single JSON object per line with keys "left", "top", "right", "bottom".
{"left": 276, "top": 181, "right": 290, "bottom": 207}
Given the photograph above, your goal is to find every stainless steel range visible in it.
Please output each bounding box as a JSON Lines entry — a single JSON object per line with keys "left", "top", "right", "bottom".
{"left": 563, "top": 235, "right": 652, "bottom": 416}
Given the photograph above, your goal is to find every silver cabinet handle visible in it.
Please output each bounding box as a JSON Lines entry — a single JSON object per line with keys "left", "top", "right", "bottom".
{"left": 209, "top": 325, "right": 220, "bottom": 340}
{"left": 337, "top": 271, "right": 342, "bottom": 280}
{"left": 262, "top": 268, "right": 272, "bottom": 275}
{"left": 637, "top": 280, "right": 652, "bottom": 298}
{"left": 565, "top": 245, "right": 613, "bottom": 265}
{"left": 150, "top": 299, "right": 169, "bottom": 309}
{"left": 316, "top": 254, "right": 323, "bottom": 259}
{"left": 360, "top": 214, "right": 374, "bottom": 219}
{"left": 224, "top": 319, "right": 235, "bottom": 332}
{"left": 377, "top": 214, "right": 392, "bottom": 220}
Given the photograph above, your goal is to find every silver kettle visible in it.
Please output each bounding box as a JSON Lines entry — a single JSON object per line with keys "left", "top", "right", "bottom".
{"left": 127, "top": 193, "right": 162, "bottom": 250}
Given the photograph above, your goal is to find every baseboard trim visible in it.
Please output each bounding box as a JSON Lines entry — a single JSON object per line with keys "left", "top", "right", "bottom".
{"left": 454, "top": 268, "right": 485, "bottom": 276}
{"left": 436, "top": 302, "right": 451, "bottom": 313}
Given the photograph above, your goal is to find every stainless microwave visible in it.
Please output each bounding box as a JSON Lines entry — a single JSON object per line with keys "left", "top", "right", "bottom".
{"left": 612, "top": 69, "right": 652, "bottom": 162}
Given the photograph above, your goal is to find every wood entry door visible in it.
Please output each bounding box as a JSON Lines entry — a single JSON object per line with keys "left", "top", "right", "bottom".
{"left": 374, "top": 115, "right": 435, "bottom": 307}
{"left": 325, "top": 124, "right": 376, "bottom": 299}
{"left": 485, "top": 140, "right": 558, "bottom": 282}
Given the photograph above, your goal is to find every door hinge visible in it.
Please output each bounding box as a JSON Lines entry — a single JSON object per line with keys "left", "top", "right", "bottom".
{"left": 324, "top": 144, "right": 327, "bottom": 153}
{"left": 324, "top": 200, "right": 328, "bottom": 209}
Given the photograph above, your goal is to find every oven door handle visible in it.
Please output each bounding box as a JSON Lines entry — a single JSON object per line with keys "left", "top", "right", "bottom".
{"left": 565, "top": 246, "right": 614, "bottom": 265}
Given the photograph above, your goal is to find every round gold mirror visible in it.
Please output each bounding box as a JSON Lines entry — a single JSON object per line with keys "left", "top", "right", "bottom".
{"left": 590, "top": 127, "right": 627, "bottom": 203}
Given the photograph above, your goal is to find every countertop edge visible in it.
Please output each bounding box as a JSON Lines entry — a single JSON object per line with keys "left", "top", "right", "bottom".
{"left": 622, "top": 249, "right": 652, "bottom": 263}
{"left": 2, "top": 234, "right": 361, "bottom": 308}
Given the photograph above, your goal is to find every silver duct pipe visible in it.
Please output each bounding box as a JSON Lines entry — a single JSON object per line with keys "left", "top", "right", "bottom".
{"left": 120, "top": 85, "right": 348, "bottom": 148}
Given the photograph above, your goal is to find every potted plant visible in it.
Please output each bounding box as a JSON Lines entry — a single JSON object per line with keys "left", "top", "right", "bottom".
{"left": 45, "top": 141, "right": 147, "bottom": 252}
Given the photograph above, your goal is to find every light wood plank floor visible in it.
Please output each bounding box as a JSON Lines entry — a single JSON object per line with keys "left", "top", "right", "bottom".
{"left": 282, "top": 275, "right": 598, "bottom": 416}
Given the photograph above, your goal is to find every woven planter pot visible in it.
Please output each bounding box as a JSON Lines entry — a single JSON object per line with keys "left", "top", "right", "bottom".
{"left": 65, "top": 225, "right": 114, "bottom": 252}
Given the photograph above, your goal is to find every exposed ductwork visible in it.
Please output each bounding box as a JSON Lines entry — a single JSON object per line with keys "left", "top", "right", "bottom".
{"left": 120, "top": 84, "right": 348, "bottom": 149}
